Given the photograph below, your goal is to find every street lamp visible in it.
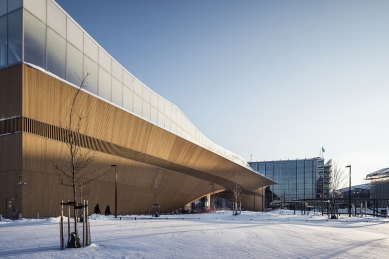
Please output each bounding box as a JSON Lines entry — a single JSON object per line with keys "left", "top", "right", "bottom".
{"left": 5, "top": 197, "right": 14, "bottom": 219}
{"left": 346, "top": 165, "right": 351, "bottom": 217}
{"left": 111, "top": 165, "right": 117, "bottom": 218}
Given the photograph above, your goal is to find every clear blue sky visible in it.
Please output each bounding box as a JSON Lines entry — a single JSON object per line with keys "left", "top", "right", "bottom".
{"left": 56, "top": 0, "right": 389, "bottom": 185}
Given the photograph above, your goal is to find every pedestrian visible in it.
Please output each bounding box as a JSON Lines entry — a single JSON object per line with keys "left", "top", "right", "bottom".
{"left": 105, "top": 205, "right": 111, "bottom": 216}
{"left": 94, "top": 204, "right": 101, "bottom": 214}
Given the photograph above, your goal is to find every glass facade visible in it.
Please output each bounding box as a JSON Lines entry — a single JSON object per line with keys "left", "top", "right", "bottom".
{"left": 0, "top": 0, "right": 252, "bottom": 170}
{"left": 366, "top": 168, "right": 389, "bottom": 208}
{"left": 249, "top": 158, "right": 329, "bottom": 203}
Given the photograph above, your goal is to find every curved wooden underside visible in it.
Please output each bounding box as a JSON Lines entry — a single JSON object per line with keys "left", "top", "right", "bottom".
{"left": 0, "top": 64, "right": 275, "bottom": 217}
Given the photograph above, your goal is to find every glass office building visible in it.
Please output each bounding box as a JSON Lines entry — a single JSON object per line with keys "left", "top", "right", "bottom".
{"left": 249, "top": 158, "right": 330, "bottom": 203}
{"left": 0, "top": 0, "right": 251, "bottom": 170}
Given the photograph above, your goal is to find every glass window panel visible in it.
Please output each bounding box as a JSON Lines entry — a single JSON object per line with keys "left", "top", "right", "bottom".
{"left": 112, "top": 77, "right": 122, "bottom": 107}
{"left": 171, "top": 106, "right": 177, "bottom": 124}
{"left": 150, "top": 91, "right": 158, "bottom": 108}
{"left": 83, "top": 55, "right": 98, "bottom": 95}
{"left": 67, "top": 17, "right": 83, "bottom": 51}
{"left": 158, "top": 96, "right": 164, "bottom": 113}
{"left": 24, "top": 0, "right": 46, "bottom": 23}
{"left": 164, "top": 102, "right": 171, "bottom": 119}
{"left": 157, "top": 112, "right": 164, "bottom": 128}
{"left": 99, "top": 48, "right": 111, "bottom": 72}
{"left": 98, "top": 66, "right": 111, "bottom": 101}
{"left": 142, "top": 85, "right": 150, "bottom": 102}
{"left": 7, "top": 9, "right": 22, "bottom": 65}
{"left": 151, "top": 106, "right": 158, "bottom": 125}
{"left": 0, "top": 0, "right": 7, "bottom": 16}
{"left": 0, "top": 15, "right": 7, "bottom": 67}
{"left": 143, "top": 100, "right": 150, "bottom": 121}
{"left": 123, "top": 71, "right": 133, "bottom": 89}
{"left": 24, "top": 10, "right": 46, "bottom": 68}
{"left": 47, "top": 28, "right": 66, "bottom": 78}
{"left": 84, "top": 34, "right": 98, "bottom": 62}
{"left": 133, "top": 79, "right": 142, "bottom": 96}
{"left": 66, "top": 43, "right": 83, "bottom": 86}
{"left": 47, "top": 0, "right": 66, "bottom": 38}
{"left": 112, "top": 60, "right": 122, "bottom": 81}
{"left": 7, "top": 0, "right": 22, "bottom": 12}
{"left": 165, "top": 117, "right": 171, "bottom": 131}
{"left": 133, "top": 93, "right": 142, "bottom": 117}
{"left": 123, "top": 86, "right": 133, "bottom": 112}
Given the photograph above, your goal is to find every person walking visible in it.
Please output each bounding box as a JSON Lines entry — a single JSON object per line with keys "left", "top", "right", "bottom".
{"left": 94, "top": 204, "right": 101, "bottom": 214}
{"left": 105, "top": 205, "right": 111, "bottom": 216}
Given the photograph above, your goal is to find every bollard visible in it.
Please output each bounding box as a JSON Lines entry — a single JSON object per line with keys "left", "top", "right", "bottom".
{"left": 36, "top": 213, "right": 39, "bottom": 219}
{"left": 19, "top": 213, "right": 22, "bottom": 220}
{"left": 0, "top": 214, "right": 2, "bottom": 222}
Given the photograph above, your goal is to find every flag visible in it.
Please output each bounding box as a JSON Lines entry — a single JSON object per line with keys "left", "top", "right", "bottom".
{"left": 322, "top": 147, "right": 325, "bottom": 153}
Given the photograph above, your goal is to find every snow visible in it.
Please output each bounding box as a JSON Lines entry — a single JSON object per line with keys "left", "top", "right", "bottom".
{"left": 1, "top": 210, "right": 389, "bottom": 258}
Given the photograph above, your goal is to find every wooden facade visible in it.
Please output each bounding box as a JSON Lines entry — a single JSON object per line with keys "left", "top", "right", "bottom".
{"left": 0, "top": 64, "right": 275, "bottom": 218}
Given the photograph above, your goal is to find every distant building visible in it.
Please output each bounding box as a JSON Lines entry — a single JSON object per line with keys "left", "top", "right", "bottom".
{"left": 339, "top": 183, "right": 370, "bottom": 199}
{"left": 366, "top": 168, "right": 389, "bottom": 207}
{"left": 249, "top": 158, "right": 331, "bottom": 206}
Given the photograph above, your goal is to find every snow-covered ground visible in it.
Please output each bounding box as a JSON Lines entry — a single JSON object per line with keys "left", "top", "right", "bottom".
{"left": 1, "top": 210, "right": 389, "bottom": 258}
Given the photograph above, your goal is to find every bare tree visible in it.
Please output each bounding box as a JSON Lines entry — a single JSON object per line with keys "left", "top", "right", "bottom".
{"left": 52, "top": 72, "right": 112, "bottom": 242}
{"left": 330, "top": 160, "right": 347, "bottom": 199}
{"left": 231, "top": 172, "right": 243, "bottom": 215}
{"left": 329, "top": 160, "right": 347, "bottom": 218}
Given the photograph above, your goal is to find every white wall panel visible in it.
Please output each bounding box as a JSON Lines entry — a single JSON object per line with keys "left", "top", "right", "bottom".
{"left": 112, "top": 77, "right": 123, "bottom": 107}
{"left": 123, "top": 86, "right": 134, "bottom": 112}
{"left": 84, "top": 55, "right": 98, "bottom": 95}
{"left": 47, "top": 0, "right": 66, "bottom": 38}
{"left": 67, "top": 17, "right": 83, "bottom": 51}
{"left": 112, "top": 60, "right": 122, "bottom": 81}
{"left": 133, "top": 93, "right": 142, "bottom": 117}
{"left": 142, "top": 100, "right": 151, "bottom": 121}
{"left": 66, "top": 42, "right": 83, "bottom": 86}
{"left": 98, "top": 48, "right": 111, "bottom": 73}
{"left": 24, "top": 10, "right": 46, "bottom": 68}
{"left": 133, "top": 79, "right": 142, "bottom": 96}
{"left": 84, "top": 34, "right": 98, "bottom": 62}
{"left": 142, "top": 85, "right": 150, "bottom": 103}
{"left": 123, "top": 71, "right": 133, "bottom": 89}
{"left": 98, "top": 66, "right": 111, "bottom": 101}
{"left": 24, "top": 0, "right": 46, "bottom": 23}
{"left": 151, "top": 106, "right": 158, "bottom": 125}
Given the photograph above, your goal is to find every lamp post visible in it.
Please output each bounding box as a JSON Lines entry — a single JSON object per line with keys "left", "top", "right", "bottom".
{"left": 5, "top": 197, "right": 14, "bottom": 219}
{"left": 111, "top": 165, "right": 117, "bottom": 218}
{"left": 346, "top": 165, "right": 351, "bottom": 217}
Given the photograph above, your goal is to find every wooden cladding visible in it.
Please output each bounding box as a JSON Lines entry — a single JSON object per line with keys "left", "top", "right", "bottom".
{"left": 8, "top": 116, "right": 241, "bottom": 192}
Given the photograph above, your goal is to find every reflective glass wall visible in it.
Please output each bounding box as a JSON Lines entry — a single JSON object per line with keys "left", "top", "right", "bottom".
{"left": 249, "top": 158, "right": 329, "bottom": 203}
{"left": 0, "top": 0, "right": 251, "bottom": 170}
{"left": 0, "top": 0, "right": 23, "bottom": 68}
